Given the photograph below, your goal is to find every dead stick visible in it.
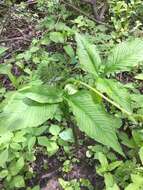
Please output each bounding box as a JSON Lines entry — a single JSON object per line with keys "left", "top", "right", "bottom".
{"left": 0, "top": 37, "right": 31, "bottom": 43}
{"left": 99, "top": 2, "right": 108, "bottom": 21}
{"left": 61, "top": 0, "right": 112, "bottom": 28}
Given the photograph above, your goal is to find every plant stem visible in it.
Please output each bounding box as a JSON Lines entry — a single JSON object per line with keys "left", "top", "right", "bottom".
{"left": 61, "top": 101, "right": 79, "bottom": 147}
{"left": 78, "top": 81, "right": 135, "bottom": 118}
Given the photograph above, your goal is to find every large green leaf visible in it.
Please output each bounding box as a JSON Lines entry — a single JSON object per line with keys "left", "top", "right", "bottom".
{"left": 104, "top": 39, "right": 143, "bottom": 74}
{"left": 0, "top": 93, "right": 58, "bottom": 134}
{"left": 75, "top": 33, "right": 101, "bottom": 78}
{"left": 66, "top": 91, "right": 123, "bottom": 155}
{"left": 20, "top": 85, "right": 63, "bottom": 104}
{"left": 96, "top": 78, "right": 133, "bottom": 112}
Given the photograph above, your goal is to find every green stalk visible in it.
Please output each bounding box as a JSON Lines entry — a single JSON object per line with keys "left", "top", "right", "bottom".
{"left": 79, "top": 81, "right": 131, "bottom": 116}
{"left": 76, "top": 80, "right": 137, "bottom": 123}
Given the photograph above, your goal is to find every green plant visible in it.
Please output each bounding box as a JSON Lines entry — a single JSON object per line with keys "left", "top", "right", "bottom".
{"left": 1, "top": 34, "right": 143, "bottom": 158}
{"left": 114, "top": 160, "right": 143, "bottom": 189}
{"left": 59, "top": 178, "right": 93, "bottom": 190}
{"left": 104, "top": 173, "right": 120, "bottom": 190}
{"left": 0, "top": 122, "right": 75, "bottom": 189}
{"left": 96, "top": 152, "right": 122, "bottom": 176}
{"left": 0, "top": 64, "right": 19, "bottom": 89}
{"left": 109, "top": 0, "right": 143, "bottom": 38}
{"left": 0, "top": 47, "right": 18, "bottom": 88}
{"left": 1, "top": 0, "right": 143, "bottom": 189}
{"left": 86, "top": 144, "right": 117, "bottom": 161}
{"left": 62, "top": 160, "right": 73, "bottom": 173}
{"left": 0, "top": 129, "right": 36, "bottom": 189}
{"left": 125, "top": 174, "right": 143, "bottom": 190}
{"left": 96, "top": 152, "right": 143, "bottom": 189}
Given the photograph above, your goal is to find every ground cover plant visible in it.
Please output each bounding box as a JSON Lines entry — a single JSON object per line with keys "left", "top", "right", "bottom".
{"left": 1, "top": 0, "right": 143, "bottom": 189}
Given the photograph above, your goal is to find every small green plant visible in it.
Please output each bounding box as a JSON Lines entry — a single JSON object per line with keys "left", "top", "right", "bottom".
{"left": 0, "top": 122, "right": 75, "bottom": 189}
{"left": 0, "top": 129, "right": 36, "bottom": 189}
{"left": 86, "top": 144, "right": 117, "bottom": 161}
{"left": 59, "top": 178, "right": 93, "bottom": 190}
{"left": 96, "top": 152, "right": 143, "bottom": 189}
{"left": 125, "top": 174, "right": 143, "bottom": 190}
{"left": 96, "top": 152, "right": 122, "bottom": 176}
{"left": 109, "top": 0, "right": 143, "bottom": 38}
{"left": 0, "top": 64, "right": 19, "bottom": 89}
{"left": 62, "top": 160, "right": 73, "bottom": 173}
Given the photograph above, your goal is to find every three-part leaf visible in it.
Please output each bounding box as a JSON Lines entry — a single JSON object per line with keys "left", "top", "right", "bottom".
{"left": 75, "top": 33, "right": 101, "bottom": 78}
{"left": 66, "top": 90, "right": 124, "bottom": 155}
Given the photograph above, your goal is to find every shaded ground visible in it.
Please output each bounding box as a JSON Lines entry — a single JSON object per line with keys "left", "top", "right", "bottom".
{"left": 26, "top": 146, "right": 103, "bottom": 190}
{"left": 0, "top": 5, "right": 37, "bottom": 90}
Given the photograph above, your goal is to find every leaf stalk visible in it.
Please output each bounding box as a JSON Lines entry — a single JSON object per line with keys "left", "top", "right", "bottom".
{"left": 75, "top": 80, "right": 137, "bottom": 123}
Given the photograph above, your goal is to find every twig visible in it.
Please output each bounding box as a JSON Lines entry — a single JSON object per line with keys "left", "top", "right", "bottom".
{"left": 83, "top": 0, "right": 100, "bottom": 20}
{"left": 0, "top": 37, "right": 31, "bottom": 43}
{"left": 4, "top": 48, "right": 23, "bottom": 59}
{"left": 27, "top": 0, "right": 37, "bottom": 5}
{"left": 90, "top": 0, "right": 101, "bottom": 21}
{"left": 99, "top": 2, "right": 108, "bottom": 21}
{"left": 41, "top": 170, "right": 59, "bottom": 179}
{"left": 61, "top": 0, "right": 112, "bottom": 28}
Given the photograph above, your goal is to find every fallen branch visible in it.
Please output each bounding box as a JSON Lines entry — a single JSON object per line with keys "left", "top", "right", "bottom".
{"left": 61, "top": 0, "right": 111, "bottom": 28}
{"left": 83, "top": 0, "right": 100, "bottom": 20}
{"left": 99, "top": 2, "right": 108, "bottom": 21}
{"left": 41, "top": 170, "right": 59, "bottom": 179}
{"left": 0, "top": 37, "right": 31, "bottom": 43}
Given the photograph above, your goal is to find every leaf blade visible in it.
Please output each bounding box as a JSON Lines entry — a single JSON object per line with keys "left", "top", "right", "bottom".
{"left": 75, "top": 33, "right": 101, "bottom": 77}
{"left": 0, "top": 93, "right": 58, "bottom": 133}
{"left": 104, "top": 39, "right": 143, "bottom": 74}
{"left": 20, "top": 85, "right": 63, "bottom": 104}
{"left": 96, "top": 78, "right": 133, "bottom": 113}
{"left": 66, "top": 91, "right": 123, "bottom": 155}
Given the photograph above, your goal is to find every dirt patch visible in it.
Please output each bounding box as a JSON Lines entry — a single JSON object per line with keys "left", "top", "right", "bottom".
{"left": 25, "top": 145, "right": 103, "bottom": 190}
{"left": 0, "top": 16, "right": 35, "bottom": 60}
{"left": 116, "top": 72, "right": 135, "bottom": 84}
{"left": 0, "top": 8, "right": 38, "bottom": 90}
